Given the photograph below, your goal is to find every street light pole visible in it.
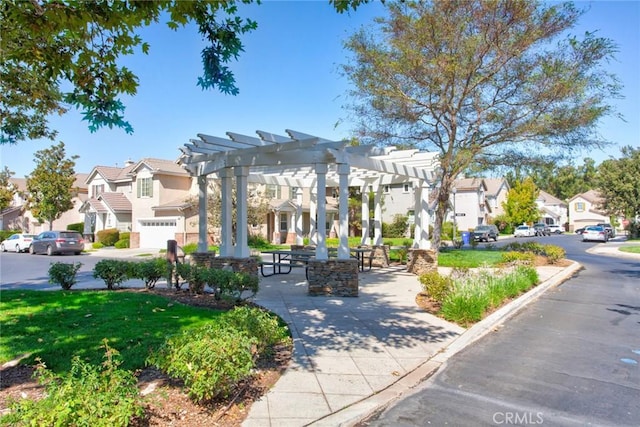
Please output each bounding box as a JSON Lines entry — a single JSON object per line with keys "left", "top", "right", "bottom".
{"left": 452, "top": 187, "right": 457, "bottom": 243}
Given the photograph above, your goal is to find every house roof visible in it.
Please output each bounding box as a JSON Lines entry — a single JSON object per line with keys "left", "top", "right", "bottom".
{"left": 87, "top": 164, "right": 137, "bottom": 184}
{"left": 538, "top": 190, "right": 567, "bottom": 206}
{"left": 0, "top": 205, "right": 23, "bottom": 217}
{"left": 483, "top": 178, "right": 509, "bottom": 196}
{"left": 8, "top": 178, "right": 27, "bottom": 192}
{"left": 568, "top": 189, "right": 603, "bottom": 204}
{"left": 153, "top": 198, "right": 194, "bottom": 212}
{"left": 81, "top": 198, "right": 108, "bottom": 213}
{"left": 73, "top": 174, "right": 89, "bottom": 190}
{"left": 132, "top": 158, "right": 188, "bottom": 176}
{"left": 99, "top": 192, "right": 132, "bottom": 213}
{"left": 453, "top": 178, "right": 487, "bottom": 191}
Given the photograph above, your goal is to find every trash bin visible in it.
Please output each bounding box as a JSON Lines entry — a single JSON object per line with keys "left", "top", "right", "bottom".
{"left": 461, "top": 231, "right": 471, "bottom": 246}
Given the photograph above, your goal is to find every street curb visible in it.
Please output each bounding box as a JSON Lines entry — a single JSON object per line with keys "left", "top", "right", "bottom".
{"left": 310, "top": 261, "right": 583, "bottom": 427}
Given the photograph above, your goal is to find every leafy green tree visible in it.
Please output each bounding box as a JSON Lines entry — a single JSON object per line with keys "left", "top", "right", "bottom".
{"left": 0, "top": 166, "right": 16, "bottom": 211}
{"left": 0, "top": 0, "right": 364, "bottom": 145}
{"left": 341, "top": 1, "right": 620, "bottom": 252}
{"left": 503, "top": 178, "right": 541, "bottom": 227}
{"left": 26, "top": 142, "right": 78, "bottom": 230}
{"left": 596, "top": 146, "right": 640, "bottom": 229}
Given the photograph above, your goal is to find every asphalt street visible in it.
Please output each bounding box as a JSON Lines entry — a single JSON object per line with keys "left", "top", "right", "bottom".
{"left": 361, "top": 235, "right": 640, "bottom": 426}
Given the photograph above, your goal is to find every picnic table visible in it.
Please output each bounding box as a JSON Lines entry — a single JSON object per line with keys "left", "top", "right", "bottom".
{"left": 260, "top": 247, "right": 373, "bottom": 278}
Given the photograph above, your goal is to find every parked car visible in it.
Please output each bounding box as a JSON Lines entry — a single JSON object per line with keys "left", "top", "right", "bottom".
{"left": 575, "top": 227, "right": 586, "bottom": 235}
{"left": 548, "top": 224, "right": 563, "bottom": 234}
{"left": 1, "top": 233, "right": 36, "bottom": 253}
{"left": 596, "top": 223, "right": 615, "bottom": 238}
{"left": 514, "top": 225, "right": 535, "bottom": 238}
{"left": 581, "top": 225, "right": 608, "bottom": 243}
{"left": 472, "top": 224, "right": 499, "bottom": 242}
{"left": 29, "top": 231, "right": 85, "bottom": 256}
{"left": 532, "top": 223, "right": 551, "bottom": 236}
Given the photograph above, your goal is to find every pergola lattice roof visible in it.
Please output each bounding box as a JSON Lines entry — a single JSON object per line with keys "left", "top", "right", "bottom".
{"left": 178, "top": 129, "right": 440, "bottom": 187}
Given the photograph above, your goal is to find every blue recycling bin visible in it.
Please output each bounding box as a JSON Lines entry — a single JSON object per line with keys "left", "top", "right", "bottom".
{"left": 461, "top": 231, "right": 471, "bottom": 246}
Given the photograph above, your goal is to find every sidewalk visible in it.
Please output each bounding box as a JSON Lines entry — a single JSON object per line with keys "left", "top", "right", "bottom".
{"left": 585, "top": 237, "right": 640, "bottom": 259}
{"left": 242, "top": 261, "right": 582, "bottom": 427}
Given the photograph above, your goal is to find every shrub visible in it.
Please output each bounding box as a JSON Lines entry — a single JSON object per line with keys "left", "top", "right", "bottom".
{"left": 382, "top": 214, "right": 409, "bottom": 238}
{"left": 119, "top": 232, "right": 130, "bottom": 240}
{"left": 96, "top": 228, "right": 120, "bottom": 246}
{"left": 114, "top": 239, "right": 130, "bottom": 249}
{"left": 218, "top": 306, "right": 290, "bottom": 355}
{"left": 66, "top": 222, "right": 84, "bottom": 233}
{"left": 175, "top": 263, "right": 209, "bottom": 294}
{"left": 93, "top": 259, "right": 132, "bottom": 290}
{"left": 92, "top": 241, "right": 104, "bottom": 249}
{"left": 48, "top": 262, "right": 82, "bottom": 290}
{"left": 147, "top": 324, "right": 256, "bottom": 402}
{"left": 501, "top": 251, "right": 535, "bottom": 265}
{"left": 441, "top": 282, "right": 489, "bottom": 325}
{"left": 542, "top": 244, "right": 565, "bottom": 264}
{"left": 206, "top": 269, "right": 259, "bottom": 302}
{"left": 248, "top": 234, "right": 271, "bottom": 249}
{"left": 418, "top": 271, "right": 454, "bottom": 303}
{"left": 1, "top": 341, "right": 143, "bottom": 427}
{"left": 181, "top": 242, "right": 198, "bottom": 254}
{"left": 131, "top": 258, "right": 170, "bottom": 289}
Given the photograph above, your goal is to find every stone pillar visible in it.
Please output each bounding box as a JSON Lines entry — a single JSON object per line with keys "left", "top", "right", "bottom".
{"left": 307, "top": 259, "right": 359, "bottom": 297}
{"left": 406, "top": 249, "right": 437, "bottom": 275}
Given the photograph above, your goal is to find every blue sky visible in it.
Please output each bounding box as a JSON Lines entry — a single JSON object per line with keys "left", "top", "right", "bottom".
{"left": 2, "top": 0, "right": 639, "bottom": 178}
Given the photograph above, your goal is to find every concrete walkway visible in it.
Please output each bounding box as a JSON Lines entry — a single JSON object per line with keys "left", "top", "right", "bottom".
{"left": 242, "top": 261, "right": 582, "bottom": 427}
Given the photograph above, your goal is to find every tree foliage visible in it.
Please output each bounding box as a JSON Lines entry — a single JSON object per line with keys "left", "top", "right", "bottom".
{"left": 0, "top": 0, "right": 366, "bottom": 145}
{"left": 342, "top": 0, "right": 620, "bottom": 251}
{"left": 503, "top": 177, "right": 541, "bottom": 226}
{"left": 596, "top": 146, "right": 640, "bottom": 221}
{"left": 0, "top": 166, "right": 16, "bottom": 211}
{"left": 26, "top": 142, "right": 78, "bottom": 229}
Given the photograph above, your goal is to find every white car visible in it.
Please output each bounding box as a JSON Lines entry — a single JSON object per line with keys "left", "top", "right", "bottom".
{"left": 514, "top": 225, "right": 535, "bottom": 238}
{"left": 1, "top": 233, "right": 36, "bottom": 253}
{"left": 548, "top": 224, "right": 563, "bottom": 234}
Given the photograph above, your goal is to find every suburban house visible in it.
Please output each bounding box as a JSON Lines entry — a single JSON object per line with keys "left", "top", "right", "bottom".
{"left": 567, "top": 190, "right": 610, "bottom": 232}
{"left": 449, "top": 178, "right": 491, "bottom": 232}
{"left": 536, "top": 190, "right": 568, "bottom": 228}
{"left": 2, "top": 175, "right": 88, "bottom": 234}
{"left": 80, "top": 158, "right": 198, "bottom": 248}
{"left": 483, "top": 178, "right": 510, "bottom": 218}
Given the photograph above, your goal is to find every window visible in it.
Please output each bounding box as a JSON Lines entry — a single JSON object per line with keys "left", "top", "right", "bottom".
{"left": 384, "top": 185, "right": 390, "bottom": 194}
{"left": 137, "top": 177, "right": 153, "bottom": 198}
{"left": 575, "top": 202, "right": 585, "bottom": 212}
{"left": 91, "top": 184, "right": 104, "bottom": 197}
{"left": 290, "top": 186, "right": 299, "bottom": 199}
{"left": 403, "top": 183, "right": 411, "bottom": 193}
{"left": 265, "top": 184, "right": 281, "bottom": 199}
{"left": 280, "top": 213, "right": 288, "bottom": 231}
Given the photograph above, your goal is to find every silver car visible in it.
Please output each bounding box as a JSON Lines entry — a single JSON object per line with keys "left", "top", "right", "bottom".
{"left": 29, "top": 231, "right": 85, "bottom": 255}
{"left": 581, "top": 225, "right": 608, "bottom": 243}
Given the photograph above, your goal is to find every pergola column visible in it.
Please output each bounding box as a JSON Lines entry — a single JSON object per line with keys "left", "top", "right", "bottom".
{"left": 220, "top": 168, "right": 233, "bottom": 256}
{"left": 315, "top": 163, "right": 328, "bottom": 260}
{"left": 373, "top": 181, "right": 383, "bottom": 246}
{"left": 309, "top": 187, "right": 317, "bottom": 246}
{"left": 234, "top": 166, "right": 250, "bottom": 258}
{"left": 295, "top": 187, "right": 303, "bottom": 245}
{"left": 414, "top": 180, "right": 431, "bottom": 249}
{"left": 337, "top": 163, "right": 350, "bottom": 259}
{"left": 197, "top": 175, "right": 208, "bottom": 252}
{"left": 361, "top": 182, "right": 371, "bottom": 246}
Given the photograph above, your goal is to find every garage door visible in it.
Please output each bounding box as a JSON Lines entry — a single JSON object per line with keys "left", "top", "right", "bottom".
{"left": 139, "top": 219, "right": 177, "bottom": 249}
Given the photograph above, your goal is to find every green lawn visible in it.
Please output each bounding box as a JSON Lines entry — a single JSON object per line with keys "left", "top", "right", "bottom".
{"left": 437, "top": 249, "right": 505, "bottom": 268}
{"left": 0, "top": 290, "right": 223, "bottom": 373}
{"left": 619, "top": 245, "right": 640, "bottom": 254}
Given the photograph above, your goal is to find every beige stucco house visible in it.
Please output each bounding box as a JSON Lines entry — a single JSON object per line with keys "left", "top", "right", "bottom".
{"left": 567, "top": 190, "right": 609, "bottom": 232}
{"left": 536, "top": 190, "right": 568, "bottom": 228}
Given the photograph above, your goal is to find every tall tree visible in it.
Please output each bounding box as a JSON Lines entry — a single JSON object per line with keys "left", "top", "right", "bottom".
{"left": 596, "top": 146, "right": 640, "bottom": 234}
{"left": 26, "top": 142, "right": 78, "bottom": 230}
{"left": 503, "top": 178, "right": 541, "bottom": 226}
{"left": 342, "top": 1, "right": 620, "bottom": 252}
{"left": 0, "top": 166, "right": 16, "bottom": 211}
{"left": 0, "top": 0, "right": 363, "bottom": 145}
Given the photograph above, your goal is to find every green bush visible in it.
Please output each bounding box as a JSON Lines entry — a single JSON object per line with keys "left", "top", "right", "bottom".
{"left": 418, "top": 271, "right": 454, "bottom": 303}
{"left": 114, "top": 239, "right": 130, "bottom": 249}
{"left": 207, "top": 269, "right": 259, "bottom": 302}
{"left": 130, "top": 258, "right": 170, "bottom": 289}
{"left": 147, "top": 324, "right": 256, "bottom": 402}
{"left": 175, "top": 263, "right": 209, "bottom": 294}
{"left": 218, "top": 306, "right": 290, "bottom": 355}
{"left": 501, "top": 251, "right": 535, "bottom": 265}
{"left": 96, "top": 228, "right": 120, "bottom": 246}
{"left": 119, "top": 232, "right": 130, "bottom": 240}
{"left": 1, "top": 341, "right": 143, "bottom": 427}
{"left": 48, "top": 262, "right": 82, "bottom": 290}
{"left": 541, "top": 244, "right": 565, "bottom": 264}
{"left": 92, "top": 241, "right": 104, "bottom": 249}
{"left": 503, "top": 241, "right": 544, "bottom": 255}
{"left": 181, "top": 242, "right": 198, "bottom": 254}
{"left": 66, "top": 222, "right": 84, "bottom": 233}
{"left": 382, "top": 214, "right": 409, "bottom": 238}
{"left": 248, "top": 234, "right": 271, "bottom": 249}
{"left": 93, "top": 259, "right": 132, "bottom": 290}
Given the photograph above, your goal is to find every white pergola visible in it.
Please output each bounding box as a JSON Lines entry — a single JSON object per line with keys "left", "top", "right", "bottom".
{"left": 178, "top": 129, "right": 440, "bottom": 261}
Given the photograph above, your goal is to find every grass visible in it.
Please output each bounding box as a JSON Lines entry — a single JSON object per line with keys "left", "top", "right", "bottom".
{"left": 619, "top": 245, "right": 640, "bottom": 254}
{"left": 0, "top": 290, "right": 224, "bottom": 373}
{"left": 437, "top": 249, "right": 504, "bottom": 268}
